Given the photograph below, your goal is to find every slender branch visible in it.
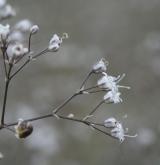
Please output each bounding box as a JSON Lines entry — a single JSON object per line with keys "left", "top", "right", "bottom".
{"left": 28, "top": 33, "right": 32, "bottom": 52}
{"left": 10, "top": 48, "right": 49, "bottom": 80}
{"left": 53, "top": 93, "right": 79, "bottom": 114}
{"left": 88, "top": 100, "right": 105, "bottom": 116}
{"left": 1, "top": 64, "right": 12, "bottom": 125}
{"left": 10, "top": 59, "right": 30, "bottom": 80}
{"left": 79, "top": 70, "right": 93, "bottom": 89}
{"left": 32, "top": 48, "right": 48, "bottom": 59}
{"left": 1, "top": 46, "right": 7, "bottom": 77}
{"left": 5, "top": 113, "right": 114, "bottom": 139}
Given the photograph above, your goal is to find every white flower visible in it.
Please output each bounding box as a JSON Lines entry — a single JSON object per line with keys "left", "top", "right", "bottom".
{"left": 104, "top": 117, "right": 117, "bottom": 128}
{"left": 97, "top": 72, "right": 117, "bottom": 90}
{"left": 8, "top": 31, "right": 24, "bottom": 42}
{"left": 0, "top": 24, "right": 10, "bottom": 41}
{"left": 7, "top": 43, "right": 28, "bottom": 63}
{"left": 0, "top": 0, "right": 6, "bottom": 8}
{"left": 14, "top": 118, "right": 33, "bottom": 139}
{"left": 111, "top": 122, "right": 125, "bottom": 142}
{"left": 92, "top": 58, "right": 108, "bottom": 73}
{"left": 0, "top": 4, "right": 16, "bottom": 18}
{"left": 103, "top": 89, "right": 122, "bottom": 103}
{"left": 30, "top": 25, "right": 39, "bottom": 34}
{"left": 14, "top": 19, "right": 33, "bottom": 32}
{"left": 48, "top": 34, "right": 62, "bottom": 52}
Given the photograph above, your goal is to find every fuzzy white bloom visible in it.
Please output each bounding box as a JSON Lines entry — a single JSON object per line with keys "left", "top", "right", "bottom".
{"left": 14, "top": 19, "right": 33, "bottom": 32}
{"left": 97, "top": 72, "right": 117, "bottom": 90}
{"left": 111, "top": 122, "right": 125, "bottom": 142}
{"left": 30, "top": 25, "right": 39, "bottom": 34}
{"left": 104, "top": 117, "right": 117, "bottom": 128}
{"left": 7, "top": 43, "right": 28, "bottom": 63}
{"left": 0, "top": 4, "right": 16, "bottom": 18}
{"left": 103, "top": 89, "right": 122, "bottom": 103}
{"left": 0, "top": 0, "right": 6, "bottom": 8}
{"left": 92, "top": 58, "right": 108, "bottom": 73}
{"left": 48, "top": 34, "right": 62, "bottom": 52}
{"left": 0, "top": 24, "right": 10, "bottom": 40}
{"left": 8, "top": 31, "right": 24, "bottom": 42}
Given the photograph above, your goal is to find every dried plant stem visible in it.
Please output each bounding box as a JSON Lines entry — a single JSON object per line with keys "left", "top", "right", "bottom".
{"left": 10, "top": 48, "right": 48, "bottom": 79}
{"left": 88, "top": 100, "right": 104, "bottom": 116}
{"left": 1, "top": 47, "right": 7, "bottom": 77}
{"left": 5, "top": 113, "right": 114, "bottom": 139}
{"left": 28, "top": 33, "right": 32, "bottom": 52}
{"left": 1, "top": 64, "right": 12, "bottom": 125}
{"left": 79, "top": 70, "right": 93, "bottom": 89}
{"left": 53, "top": 93, "right": 79, "bottom": 114}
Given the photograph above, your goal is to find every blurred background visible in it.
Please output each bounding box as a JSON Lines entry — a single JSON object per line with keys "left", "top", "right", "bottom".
{"left": 0, "top": 0, "right": 160, "bottom": 164}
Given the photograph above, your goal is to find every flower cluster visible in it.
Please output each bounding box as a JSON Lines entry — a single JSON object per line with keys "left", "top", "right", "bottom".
{"left": 0, "top": 0, "right": 136, "bottom": 150}
{"left": 104, "top": 117, "right": 137, "bottom": 142}
{"left": 93, "top": 59, "right": 130, "bottom": 104}
{"left": 0, "top": 19, "right": 66, "bottom": 65}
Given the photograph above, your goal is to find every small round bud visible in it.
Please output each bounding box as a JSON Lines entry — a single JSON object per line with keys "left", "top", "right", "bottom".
{"left": 30, "top": 25, "right": 39, "bottom": 34}
{"left": 14, "top": 119, "right": 33, "bottom": 139}
{"left": 104, "top": 117, "right": 117, "bottom": 128}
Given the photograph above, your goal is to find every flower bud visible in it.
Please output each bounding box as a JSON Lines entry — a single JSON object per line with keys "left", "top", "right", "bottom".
{"left": 104, "top": 117, "right": 117, "bottom": 128}
{"left": 14, "top": 119, "right": 33, "bottom": 139}
{"left": 30, "top": 25, "right": 39, "bottom": 34}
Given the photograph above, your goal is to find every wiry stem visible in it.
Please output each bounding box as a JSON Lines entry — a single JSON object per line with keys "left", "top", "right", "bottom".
{"left": 10, "top": 48, "right": 49, "bottom": 80}
{"left": 53, "top": 93, "right": 79, "bottom": 114}
{"left": 88, "top": 100, "right": 104, "bottom": 116}
{"left": 79, "top": 70, "right": 93, "bottom": 89}
{"left": 5, "top": 113, "right": 114, "bottom": 139}
{"left": 1, "top": 64, "right": 12, "bottom": 125}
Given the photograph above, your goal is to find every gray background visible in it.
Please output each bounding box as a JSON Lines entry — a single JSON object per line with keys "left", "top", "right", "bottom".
{"left": 0, "top": 0, "right": 160, "bottom": 165}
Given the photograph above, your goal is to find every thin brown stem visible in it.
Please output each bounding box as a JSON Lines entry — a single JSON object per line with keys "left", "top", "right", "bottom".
{"left": 1, "top": 64, "right": 12, "bottom": 125}
{"left": 79, "top": 70, "right": 93, "bottom": 89}
{"left": 53, "top": 93, "right": 79, "bottom": 114}
{"left": 28, "top": 33, "right": 32, "bottom": 52}
{"left": 88, "top": 100, "right": 104, "bottom": 116}
{"left": 10, "top": 48, "right": 49, "bottom": 80}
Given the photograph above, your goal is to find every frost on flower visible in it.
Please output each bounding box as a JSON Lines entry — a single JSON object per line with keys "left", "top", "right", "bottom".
{"left": 14, "top": 19, "right": 33, "bottom": 32}
{"left": 8, "top": 31, "right": 24, "bottom": 42}
{"left": 48, "top": 34, "right": 62, "bottom": 52}
{"left": 14, "top": 119, "right": 33, "bottom": 139}
{"left": 103, "top": 89, "right": 122, "bottom": 104}
{"left": 0, "top": 24, "right": 10, "bottom": 41}
{"left": 92, "top": 58, "right": 108, "bottom": 73}
{"left": 104, "top": 117, "right": 117, "bottom": 128}
{"left": 0, "top": 0, "right": 6, "bottom": 8}
{"left": 111, "top": 122, "right": 125, "bottom": 142}
{"left": 7, "top": 43, "right": 28, "bottom": 63}
{"left": 0, "top": 4, "right": 16, "bottom": 19}
{"left": 30, "top": 25, "right": 39, "bottom": 34}
{"left": 97, "top": 72, "right": 117, "bottom": 90}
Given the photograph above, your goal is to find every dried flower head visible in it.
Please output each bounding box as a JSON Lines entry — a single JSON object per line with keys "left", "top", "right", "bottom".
{"left": 0, "top": 24, "right": 10, "bottom": 41}
{"left": 30, "top": 25, "right": 39, "bottom": 35}
{"left": 104, "top": 117, "right": 117, "bottom": 128}
{"left": 7, "top": 43, "right": 28, "bottom": 63}
{"left": 111, "top": 122, "right": 125, "bottom": 142}
{"left": 103, "top": 89, "right": 122, "bottom": 104}
{"left": 14, "top": 19, "right": 33, "bottom": 32}
{"left": 48, "top": 34, "right": 63, "bottom": 52}
{"left": 92, "top": 58, "right": 108, "bottom": 73}
{"left": 14, "top": 119, "right": 33, "bottom": 139}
